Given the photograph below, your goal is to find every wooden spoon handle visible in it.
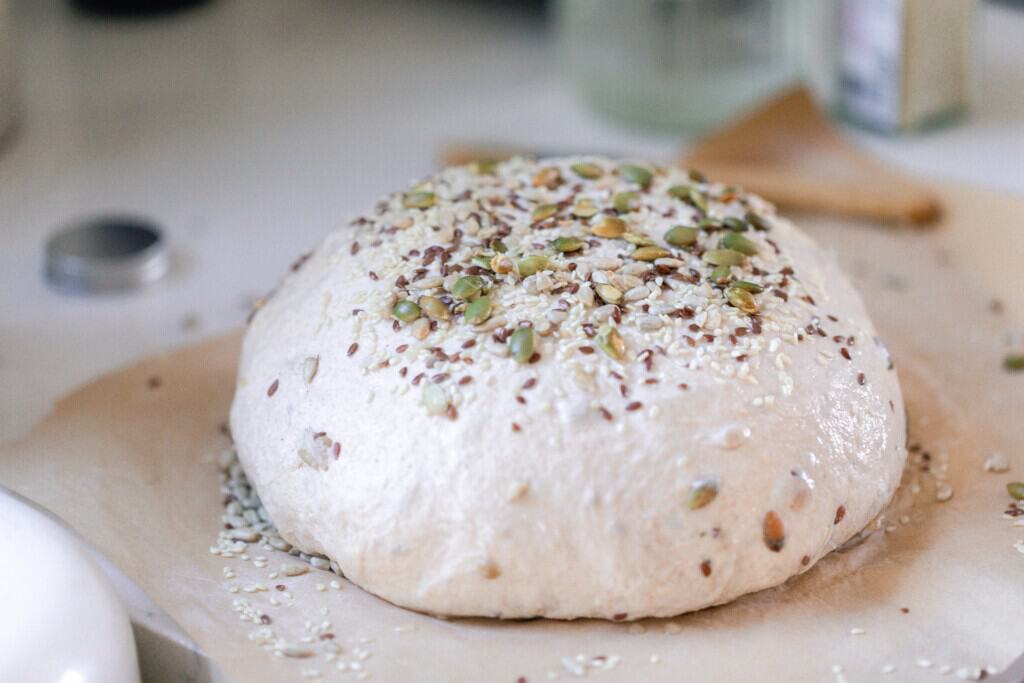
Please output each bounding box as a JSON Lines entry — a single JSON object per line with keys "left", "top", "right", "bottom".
{"left": 689, "top": 162, "right": 941, "bottom": 224}
{"left": 439, "top": 138, "right": 941, "bottom": 225}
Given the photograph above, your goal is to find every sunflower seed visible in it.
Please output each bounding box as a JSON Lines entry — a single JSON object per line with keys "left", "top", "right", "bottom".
{"left": 411, "top": 276, "right": 443, "bottom": 290}
{"left": 303, "top": 356, "right": 320, "bottom": 383}
{"left": 422, "top": 382, "right": 449, "bottom": 415}
{"left": 410, "top": 317, "right": 431, "bottom": 340}
{"left": 596, "top": 284, "right": 623, "bottom": 304}
{"left": 624, "top": 285, "right": 650, "bottom": 302}
{"left": 576, "top": 283, "right": 595, "bottom": 306}
{"left": 592, "top": 304, "right": 618, "bottom": 322}
{"left": 590, "top": 256, "right": 623, "bottom": 270}
{"left": 282, "top": 563, "right": 309, "bottom": 577}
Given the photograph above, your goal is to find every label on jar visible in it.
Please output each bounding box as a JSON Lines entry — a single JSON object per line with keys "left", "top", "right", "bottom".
{"left": 838, "top": 0, "right": 906, "bottom": 131}
{"left": 838, "top": 0, "right": 972, "bottom": 132}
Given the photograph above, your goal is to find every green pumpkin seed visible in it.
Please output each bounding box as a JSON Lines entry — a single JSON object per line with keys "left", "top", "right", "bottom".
{"left": 596, "top": 326, "right": 626, "bottom": 361}
{"left": 470, "top": 159, "right": 498, "bottom": 175}
{"left": 571, "top": 162, "right": 604, "bottom": 179}
{"left": 492, "top": 240, "right": 508, "bottom": 253}
{"left": 731, "top": 280, "right": 763, "bottom": 293}
{"left": 613, "top": 191, "right": 641, "bottom": 214}
{"left": 464, "top": 296, "right": 492, "bottom": 325}
{"left": 622, "top": 232, "right": 655, "bottom": 246}
{"left": 418, "top": 295, "right": 451, "bottom": 321}
{"left": 688, "top": 188, "right": 709, "bottom": 213}
{"left": 698, "top": 217, "right": 724, "bottom": 231}
{"left": 710, "top": 265, "right": 732, "bottom": 284}
{"left": 668, "top": 185, "right": 708, "bottom": 213}
{"left": 471, "top": 253, "right": 494, "bottom": 270}
{"left": 688, "top": 169, "right": 708, "bottom": 183}
{"left": 508, "top": 327, "right": 535, "bottom": 363}
{"left": 402, "top": 191, "right": 436, "bottom": 210}
{"left": 1005, "top": 354, "right": 1024, "bottom": 372}
{"left": 551, "top": 237, "right": 584, "bottom": 253}
{"left": 591, "top": 216, "right": 627, "bottom": 238}
{"left": 620, "top": 164, "right": 653, "bottom": 187}
{"left": 726, "top": 287, "right": 759, "bottom": 314}
{"left": 722, "top": 232, "right": 758, "bottom": 256}
{"left": 665, "top": 225, "right": 698, "bottom": 247}
{"left": 632, "top": 246, "right": 670, "bottom": 261}
{"left": 688, "top": 478, "right": 718, "bottom": 510}
{"left": 746, "top": 211, "right": 771, "bottom": 231}
{"left": 572, "top": 198, "right": 600, "bottom": 218}
{"left": 723, "top": 217, "right": 749, "bottom": 232}
{"left": 393, "top": 299, "right": 421, "bottom": 322}
{"left": 451, "top": 275, "right": 485, "bottom": 300}
{"left": 1008, "top": 482, "right": 1024, "bottom": 500}
{"left": 422, "top": 382, "right": 449, "bottom": 415}
{"left": 703, "top": 249, "right": 747, "bottom": 267}
{"left": 595, "top": 284, "right": 623, "bottom": 304}
{"left": 517, "top": 255, "right": 549, "bottom": 277}
{"left": 532, "top": 203, "right": 559, "bottom": 222}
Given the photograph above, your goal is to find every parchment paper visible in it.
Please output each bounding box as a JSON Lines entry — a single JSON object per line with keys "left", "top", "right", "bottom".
{"left": 2, "top": 181, "right": 1023, "bottom": 682}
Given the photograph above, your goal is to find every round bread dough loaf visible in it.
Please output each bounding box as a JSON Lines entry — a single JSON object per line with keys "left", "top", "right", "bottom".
{"left": 230, "top": 157, "right": 906, "bottom": 620}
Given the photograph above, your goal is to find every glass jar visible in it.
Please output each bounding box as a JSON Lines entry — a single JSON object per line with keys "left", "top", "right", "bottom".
{"left": 556, "top": 0, "right": 837, "bottom": 132}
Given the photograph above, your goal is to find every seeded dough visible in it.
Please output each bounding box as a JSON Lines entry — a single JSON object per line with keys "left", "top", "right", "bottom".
{"left": 230, "top": 157, "right": 906, "bottom": 620}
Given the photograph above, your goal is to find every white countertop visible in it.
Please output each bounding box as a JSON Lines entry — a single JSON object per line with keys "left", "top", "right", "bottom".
{"left": 2, "top": 0, "right": 1023, "bottom": 441}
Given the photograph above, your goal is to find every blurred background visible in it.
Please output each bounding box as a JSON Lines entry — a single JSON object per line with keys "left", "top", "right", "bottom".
{"left": 1, "top": 0, "right": 1023, "bottom": 439}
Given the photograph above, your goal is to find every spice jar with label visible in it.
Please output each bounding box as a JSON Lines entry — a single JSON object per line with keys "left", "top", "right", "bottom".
{"left": 838, "top": 0, "right": 976, "bottom": 132}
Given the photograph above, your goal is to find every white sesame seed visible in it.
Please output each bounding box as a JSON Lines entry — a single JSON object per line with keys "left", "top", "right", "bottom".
{"left": 983, "top": 452, "right": 1009, "bottom": 472}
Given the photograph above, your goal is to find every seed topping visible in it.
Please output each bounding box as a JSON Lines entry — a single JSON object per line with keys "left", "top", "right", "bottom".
{"left": 330, "top": 156, "right": 853, "bottom": 427}
{"left": 688, "top": 478, "right": 719, "bottom": 510}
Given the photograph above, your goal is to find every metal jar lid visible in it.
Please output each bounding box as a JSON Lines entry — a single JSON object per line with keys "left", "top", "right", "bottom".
{"left": 45, "top": 215, "right": 171, "bottom": 294}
